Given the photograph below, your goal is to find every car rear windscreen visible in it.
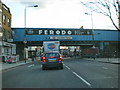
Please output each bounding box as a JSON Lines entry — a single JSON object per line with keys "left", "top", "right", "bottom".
{"left": 46, "top": 53, "right": 59, "bottom": 58}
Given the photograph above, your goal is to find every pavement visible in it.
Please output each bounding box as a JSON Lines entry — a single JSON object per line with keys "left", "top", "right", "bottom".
{"left": 83, "top": 58, "right": 120, "bottom": 64}
{"left": 0, "top": 57, "right": 119, "bottom": 71}
{"left": 0, "top": 58, "right": 33, "bottom": 71}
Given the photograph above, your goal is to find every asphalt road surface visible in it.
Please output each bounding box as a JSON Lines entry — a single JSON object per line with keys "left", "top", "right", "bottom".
{"left": 2, "top": 58, "right": 118, "bottom": 88}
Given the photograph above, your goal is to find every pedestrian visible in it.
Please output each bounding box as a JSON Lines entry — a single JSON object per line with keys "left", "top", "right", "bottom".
{"left": 32, "top": 57, "right": 34, "bottom": 62}
{"left": 32, "top": 53, "right": 34, "bottom": 62}
{"left": 25, "top": 58, "right": 26, "bottom": 63}
{"left": 2, "top": 56, "right": 5, "bottom": 63}
{"left": 93, "top": 54, "right": 95, "bottom": 60}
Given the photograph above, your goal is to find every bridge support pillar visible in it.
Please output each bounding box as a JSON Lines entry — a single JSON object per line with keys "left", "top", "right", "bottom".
{"left": 99, "top": 42, "right": 104, "bottom": 50}
{"left": 16, "top": 42, "right": 24, "bottom": 61}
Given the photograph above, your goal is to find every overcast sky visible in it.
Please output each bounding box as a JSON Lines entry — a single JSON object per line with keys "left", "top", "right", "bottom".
{"left": 2, "top": 0, "right": 118, "bottom": 30}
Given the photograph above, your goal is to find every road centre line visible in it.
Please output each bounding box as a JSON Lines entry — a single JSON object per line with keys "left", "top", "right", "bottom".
{"left": 63, "top": 64, "right": 70, "bottom": 70}
{"left": 63, "top": 64, "right": 92, "bottom": 88}
{"left": 102, "top": 67, "right": 108, "bottom": 69}
{"left": 28, "top": 64, "right": 34, "bottom": 67}
{"left": 72, "top": 72, "right": 92, "bottom": 88}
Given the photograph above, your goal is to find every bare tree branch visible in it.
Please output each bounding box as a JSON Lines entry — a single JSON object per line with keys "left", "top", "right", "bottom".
{"left": 81, "top": 0, "right": 120, "bottom": 31}
{"left": 113, "top": 0, "right": 119, "bottom": 17}
{"left": 95, "top": 2, "right": 109, "bottom": 16}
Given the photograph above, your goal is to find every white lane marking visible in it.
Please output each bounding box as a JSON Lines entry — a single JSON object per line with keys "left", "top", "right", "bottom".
{"left": 28, "top": 64, "right": 34, "bottom": 67}
{"left": 63, "top": 63, "right": 73, "bottom": 71}
{"left": 102, "top": 67, "right": 108, "bottom": 69}
{"left": 63, "top": 64, "right": 92, "bottom": 88}
{"left": 63, "top": 63, "right": 71, "bottom": 70}
{"left": 40, "top": 65, "right": 42, "bottom": 68}
{"left": 103, "top": 77, "right": 113, "bottom": 79}
{"left": 65, "top": 65, "right": 71, "bottom": 70}
{"left": 72, "top": 72, "right": 92, "bottom": 87}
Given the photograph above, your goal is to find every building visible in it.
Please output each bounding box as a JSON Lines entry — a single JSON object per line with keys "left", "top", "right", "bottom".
{"left": 0, "top": 1, "right": 2, "bottom": 61}
{"left": 0, "top": 1, "right": 16, "bottom": 62}
{"left": 2, "top": 3, "right": 12, "bottom": 41}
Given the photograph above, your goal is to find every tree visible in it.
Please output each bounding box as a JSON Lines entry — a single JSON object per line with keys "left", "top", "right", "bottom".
{"left": 81, "top": 0, "right": 120, "bottom": 31}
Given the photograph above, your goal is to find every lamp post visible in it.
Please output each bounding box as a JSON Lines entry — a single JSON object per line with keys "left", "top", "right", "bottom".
{"left": 85, "top": 11, "right": 96, "bottom": 60}
{"left": 24, "top": 5, "right": 38, "bottom": 63}
{"left": 85, "top": 11, "right": 94, "bottom": 45}
{"left": 24, "top": 5, "right": 38, "bottom": 28}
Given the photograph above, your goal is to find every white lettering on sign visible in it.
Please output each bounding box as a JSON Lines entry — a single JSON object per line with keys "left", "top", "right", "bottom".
{"left": 28, "top": 29, "right": 92, "bottom": 35}
{"left": 62, "top": 30, "right": 66, "bottom": 35}
{"left": 87, "top": 31, "right": 90, "bottom": 35}
{"left": 68, "top": 31, "right": 72, "bottom": 35}
{"left": 56, "top": 30, "right": 60, "bottom": 35}
{"left": 50, "top": 30, "right": 54, "bottom": 35}
{"left": 45, "top": 30, "right": 48, "bottom": 35}
{"left": 39, "top": 30, "right": 42, "bottom": 35}
{"left": 50, "top": 36, "right": 72, "bottom": 40}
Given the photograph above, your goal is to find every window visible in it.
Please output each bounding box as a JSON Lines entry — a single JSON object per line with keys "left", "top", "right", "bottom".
{"left": 8, "top": 18, "right": 11, "bottom": 27}
{"left": 8, "top": 31, "right": 11, "bottom": 39}
{"left": 3, "top": 15, "right": 6, "bottom": 24}
{"left": 46, "top": 53, "right": 59, "bottom": 58}
{"left": 3, "top": 29, "right": 6, "bottom": 41}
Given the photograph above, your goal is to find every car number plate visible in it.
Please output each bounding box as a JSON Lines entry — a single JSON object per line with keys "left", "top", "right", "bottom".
{"left": 48, "top": 59, "right": 56, "bottom": 62}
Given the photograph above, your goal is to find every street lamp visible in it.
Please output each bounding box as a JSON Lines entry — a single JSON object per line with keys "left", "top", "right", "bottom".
{"left": 85, "top": 11, "right": 96, "bottom": 59}
{"left": 85, "top": 11, "right": 94, "bottom": 45}
{"left": 85, "top": 11, "right": 93, "bottom": 30}
{"left": 24, "top": 5, "right": 38, "bottom": 63}
{"left": 24, "top": 5, "right": 38, "bottom": 28}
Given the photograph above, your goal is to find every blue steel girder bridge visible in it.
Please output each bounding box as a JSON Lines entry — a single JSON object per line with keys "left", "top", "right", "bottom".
{"left": 12, "top": 28, "right": 120, "bottom": 60}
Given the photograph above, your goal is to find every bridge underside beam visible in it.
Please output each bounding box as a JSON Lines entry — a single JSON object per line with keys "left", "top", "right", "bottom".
{"left": 15, "top": 41, "right": 97, "bottom": 46}
{"left": 14, "top": 41, "right": 119, "bottom": 48}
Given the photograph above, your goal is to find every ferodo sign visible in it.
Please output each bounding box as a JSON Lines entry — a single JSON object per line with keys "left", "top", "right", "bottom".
{"left": 39, "top": 30, "right": 72, "bottom": 35}
{"left": 26, "top": 29, "right": 92, "bottom": 35}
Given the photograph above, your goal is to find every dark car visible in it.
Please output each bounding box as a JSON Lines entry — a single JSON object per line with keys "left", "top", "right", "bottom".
{"left": 41, "top": 52, "right": 63, "bottom": 70}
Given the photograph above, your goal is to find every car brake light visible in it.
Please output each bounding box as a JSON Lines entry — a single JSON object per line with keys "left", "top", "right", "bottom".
{"left": 59, "top": 56, "right": 62, "bottom": 59}
{"left": 58, "top": 59, "right": 62, "bottom": 62}
{"left": 58, "top": 56, "right": 62, "bottom": 62}
{"left": 50, "top": 56, "right": 54, "bottom": 58}
{"left": 42, "top": 57, "right": 46, "bottom": 62}
{"left": 43, "top": 60, "right": 46, "bottom": 62}
{"left": 42, "top": 57, "right": 46, "bottom": 60}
